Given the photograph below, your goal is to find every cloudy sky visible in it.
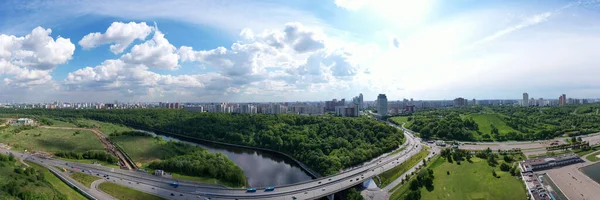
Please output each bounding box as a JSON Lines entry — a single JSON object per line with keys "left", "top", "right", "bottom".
{"left": 1, "top": 0, "right": 599, "bottom": 103}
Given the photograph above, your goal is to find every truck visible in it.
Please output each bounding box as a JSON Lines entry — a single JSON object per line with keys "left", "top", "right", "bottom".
{"left": 264, "top": 186, "right": 275, "bottom": 192}
{"left": 246, "top": 188, "right": 256, "bottom": 193}
{"left": 169, "top": 182, "right": 179, "bottom": 188}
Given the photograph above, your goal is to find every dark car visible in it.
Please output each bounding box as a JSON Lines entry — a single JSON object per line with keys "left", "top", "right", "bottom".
{"left": 171, "top": 193, "right": 174, "bottom": 196}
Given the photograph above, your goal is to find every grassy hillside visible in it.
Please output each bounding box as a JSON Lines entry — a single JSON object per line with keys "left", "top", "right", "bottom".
{"left": 98, "top": 182, "right": 166, "bottom": 200}
{"left": 392, "top": 157, "right": 527, "bottom": 200}
{"left": 390, "top": 116, "right": 413, "bottom": 127}
{"left": 471, "top": 113, "right": 520, "bottom": 135}
{"left": 0, "top": 127, "right": 104, "bottom": 153}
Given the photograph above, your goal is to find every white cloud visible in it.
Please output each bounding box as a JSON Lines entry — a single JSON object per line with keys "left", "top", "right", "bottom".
{"left": 0, "top": 26, "right": 75, "bottom": 70}
{"left": 79, "top": 22, "right": 153, "bottom": 54}
{"left": 121, "top": 31, "right": 179, "bottom": 70}
{"left": 476, "top": 12, "right": 552, "bottom": 44}
{"left": 0, "top": 26, "right": 74, "bottom": 89}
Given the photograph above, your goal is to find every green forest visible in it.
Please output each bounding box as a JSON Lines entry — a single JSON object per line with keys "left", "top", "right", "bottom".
{"left": 0, "top": 108, "right": 404, "bottom": 175}
{"left": 392, "top": 104, "right": 600, "bottom": 141}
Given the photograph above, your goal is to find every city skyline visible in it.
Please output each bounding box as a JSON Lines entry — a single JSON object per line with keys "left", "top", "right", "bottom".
{"left": 3, "top": 0, "right": 600, "bottom": 102}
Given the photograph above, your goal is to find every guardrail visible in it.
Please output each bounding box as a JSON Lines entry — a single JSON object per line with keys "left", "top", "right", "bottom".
{"left": 113, "top": 143, "right": 137, "bottom": 170}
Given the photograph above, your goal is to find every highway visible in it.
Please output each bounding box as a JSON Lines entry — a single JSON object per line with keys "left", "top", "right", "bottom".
{"left": 1, "top": 123, "right": 423, "bottom": 200}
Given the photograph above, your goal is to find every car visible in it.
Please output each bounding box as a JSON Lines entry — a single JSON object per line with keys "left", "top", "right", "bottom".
{"left": 321, "top": 188, "right": 326, "bottom": 191}
{"left": 180, "top": 194, "right": 183, "bottom": 196}
{"left": 151, "top": 187, "right": 154, "bottom": 190}
{"left": 171, "top": 193, "right": 174, "bottom": 196}
{"left": 292, "top": 196, "right": 297, "bottom": 200}
{"left": 318, "top": 181, "right": 321, "bottom": 184}
{"left": 128, "top": 182, "right": 131, "bottom": 184}
{"left": 246, "top": 188, "right": 256, "bottom": 193}
{"left": 356, "top": 178, "right": 359, "bottom": 181}
{"left": 328, "top": 178, "right": 331, "bottom": 181}
{"left": 264, "top": 186, "right": 275, "bottom": 192}
{"left": 304, "top": 192, "right": 308, "bottom": 194}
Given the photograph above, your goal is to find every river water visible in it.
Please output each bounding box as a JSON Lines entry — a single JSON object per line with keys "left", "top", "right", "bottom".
{"left": 139, "top": 130, "right": 314, "bottom": 187}
{"left": 582, "top": 162, "right": 600, "bottom": 185}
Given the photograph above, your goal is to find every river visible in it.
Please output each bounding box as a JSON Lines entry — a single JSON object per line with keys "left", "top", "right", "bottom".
{"left": 582, "top": 162, "right": 600, "bottom": 185}
{"left": 139, "top": 130, "right": 314, "bottom": 187}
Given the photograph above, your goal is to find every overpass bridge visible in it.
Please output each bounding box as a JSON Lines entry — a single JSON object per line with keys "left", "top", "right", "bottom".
{"left": 8, "top": 125, "right": 423, "bottom": 200}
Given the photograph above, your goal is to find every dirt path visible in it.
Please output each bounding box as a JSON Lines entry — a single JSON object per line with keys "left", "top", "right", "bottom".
{"left": 39, "top": 126, "right": 135, "bottom": 170}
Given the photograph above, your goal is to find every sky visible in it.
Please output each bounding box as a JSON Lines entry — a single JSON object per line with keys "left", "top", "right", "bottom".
{"left": 1, "top": 0, "right": 600, "bottom": 103}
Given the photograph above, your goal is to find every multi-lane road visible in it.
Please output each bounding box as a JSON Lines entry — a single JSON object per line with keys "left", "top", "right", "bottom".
{"left": 2, "top": 123, "right": 423, "bottom": 200}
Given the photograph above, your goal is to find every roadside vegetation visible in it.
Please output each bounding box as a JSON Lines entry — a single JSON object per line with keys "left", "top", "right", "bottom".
{"left": 70, "top": 172, "right": 101, "bottom": 188}
{"left": 379, "top": 146, "right": 430, "bottom": 188}
{"left": 390, "top": 104, "right": 600, "bottom": 141}
{"left": 0, "top": 153, "right": 78, "bottom": 200}
{"left": 0, "top": 108, "right": 404, "bottom": 176}
{"left": 26, "top": 161, "right": 88, "bottom": 200}
{"left": 0, "top": 126, "right": 104, "bottom": 153}
{"left": 586, "top": 151, "right": 600, "bottom": 162}
{"left": 98, "top": 182, "right": 166, "bottom": 200}
{"left": 392, "top": 148, "right": 527, "bottom": 200}
{"left": 111, "top": 131, "right": 247, "bottom": 187}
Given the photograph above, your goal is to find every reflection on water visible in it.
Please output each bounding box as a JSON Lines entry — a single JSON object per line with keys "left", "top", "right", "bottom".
{"left": 140, "top": 130, "right": 314, "bottom": 187}
{"left": 582, "top": 163, "right": 600, "bottom": 185}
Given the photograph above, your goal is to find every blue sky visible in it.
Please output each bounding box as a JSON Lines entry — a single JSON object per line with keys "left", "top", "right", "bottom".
{"left": 1, "top": 0, "right": 600, "bottom": 102}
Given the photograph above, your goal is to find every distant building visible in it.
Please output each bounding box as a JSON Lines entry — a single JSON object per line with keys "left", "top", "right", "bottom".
{"left": 359, "top": 93, "right": 364, "bottom": 110}
{"left": 154, "top": 170, "right": 165, "bottom": 176}
{"left": 454, "top": 97, "right": 467, "bottom": 106}
{"left": 15, "top": 118, "right": 34, "bottom": 126}
{"left": 325, "top": 99, "right": 345, "bottom": 112}
{"left": 559, "top": 94, "right": 566, "bottom": 105}
{"left": 522, "top": 93, "right": 529, "bottom": 107}
{"left": 520, "top": 154, "right": 582, "bottom": 173}
{"left": 335, "top": 104, "right": 359, "bottom": 117}
{"left": 377, "top": 94, "right": 388, "bottom": 116}
{"left": 184, "top": 106, "right": 203, "bottom": 112}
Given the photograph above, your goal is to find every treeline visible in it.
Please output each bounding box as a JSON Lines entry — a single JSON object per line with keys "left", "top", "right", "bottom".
{"left": 148, "top": 149, "right": 246, "bottom": 186}
{"left": 0, "top": 108, "right": 404, "bottom": 176}
{"left": 55, "top": 150, "right": 119, "bottom": 163}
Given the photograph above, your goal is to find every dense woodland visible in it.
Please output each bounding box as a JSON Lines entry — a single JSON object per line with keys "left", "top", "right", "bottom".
{"left": 55, "top": 150, "right": 119, "bottom": 163}
{"left": 395, "top": 104, "right": 600, "bottom": 141}
{"left": 0, "top": 109, "right": 404, "bottom": 175}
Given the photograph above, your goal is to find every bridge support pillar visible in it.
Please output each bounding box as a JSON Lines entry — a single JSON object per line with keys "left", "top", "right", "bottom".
{"left": 327, "top": 194, "right": 334, "bottom": 200}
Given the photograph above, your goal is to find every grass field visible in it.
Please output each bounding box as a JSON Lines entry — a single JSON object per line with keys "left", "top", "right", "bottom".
{"left": 390, "top": 116, "right": 413, "bottom": 127}
{"left": 586, "top": 150, "right": 600, "bottom": 162}
{"left": 75, "top": 119, "right": 133, "bottom": 135}
{"left": 379, "top": 146, "right": 430, "bottom": 188}
{"left": 98, "top": 182, "right": 166, "bottom": 200}
{"left": 0, "top": 127, "right": 104, "bottom": 153}
{"left": 71, "top": 172, "right": 101, "bottom": 188}
{"left": 391, "top": 157, "right": 527, "bottom": 200}
{"left": 170, "top": 172, "right": 242, "bottom": 188}
{"left": 44, "top": 118, "right": 78, "bottom": 127}
{"left": 111, "top": 135, "right": 173, "bottom": 164}
{"left": 26, "top": 161, "right": 88, "bottom": 200}
{"left": 471, "top": 113, "right": 520, "bottom": 135}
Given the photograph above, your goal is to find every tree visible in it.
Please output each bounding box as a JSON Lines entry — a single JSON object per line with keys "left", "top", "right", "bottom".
{"left": 500, "top": 163, "right": 511, "bottom": 171}
{"left": 346, "top": 188, "right": 363, "bottom": 200}
{"left": 492, "top": 169, "right": 498, "bottom": 178}
{"left": 405, "top": 190, "right": 421, "bottom": 200}
{"left": 409, "top": 180, "right": 420, "bottom": 191}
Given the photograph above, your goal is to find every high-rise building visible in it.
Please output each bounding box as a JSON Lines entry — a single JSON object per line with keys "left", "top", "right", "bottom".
{"left": 559, "top": 94, "right": 567, "bottom": 105}
{"left": 359, "top": 93, "right": 364, "bottom": 110}
{"left": 454, "top": 97, "right": 467, "bottom": 106}
{"left": 377, "top": 94, "right": 388, "bottom": 116}
{"left": 522, "top": 93, "right": 529, "bottom": 107}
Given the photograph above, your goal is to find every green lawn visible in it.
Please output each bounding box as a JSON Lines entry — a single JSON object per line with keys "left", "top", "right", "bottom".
{"left": 391, "top": 157, "right": 527, "bottom": 200}
{"left": 70, "top": 172, "right": 101, "bottom": 188}
{"left": 0, "top": 127, "right": 104, "bottom": 153}
{"left": 26, "top": 161, "right": 88, "bottom": 200}
{"left": 379, "top": 146, "right": 430, "bottom": 188}
{"left": 98, "top": 182, "right": 166, "bottom": 200}
{"left": 471, "top": 113, "right": 520, "bottom": 135}
{"left": 585, "top": 150, "right": 600, "bottom": 162}
{"left": 44, "top": 118, "right": 77, "bottom": 127}
{"left": 390, "top": 116, "right": 413, "bottom": 127}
